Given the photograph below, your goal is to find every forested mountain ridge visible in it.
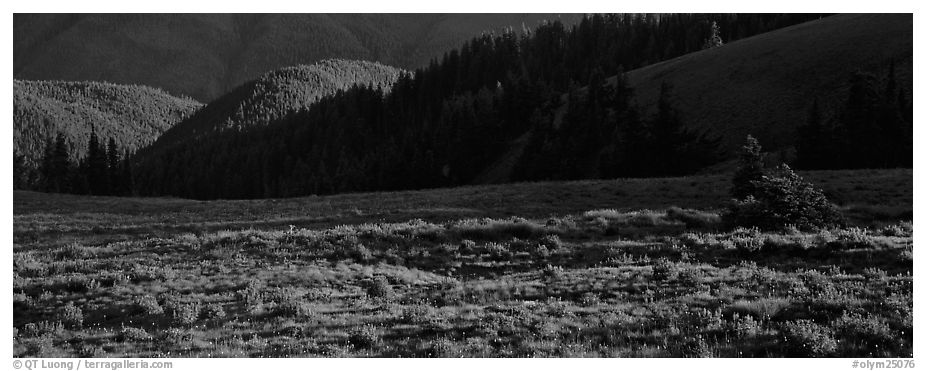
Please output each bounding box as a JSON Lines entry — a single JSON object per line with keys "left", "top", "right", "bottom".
{"left": 131, "top": 13, "right": 837, "bottom": 200}
{"left": 145, "top": 59, "right": 405, "bottom": 152}
{"left": 624, "top": 13, "right": 912, "bottom": 153}
{"left": 14, "top": 14, "right": 585, "bottom": 102}
{"left": 13, "top": 80, "right": 201, "bottom": 168}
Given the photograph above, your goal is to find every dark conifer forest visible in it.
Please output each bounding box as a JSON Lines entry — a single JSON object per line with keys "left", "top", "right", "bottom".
{"left": 127, "top": 13, "right": 829, "bottom": 199}
{"left": 795, "top": 63, "right": 913, "bottom": 170}
{"left": 17, "top": 129, "right": 133, "bottom": 196}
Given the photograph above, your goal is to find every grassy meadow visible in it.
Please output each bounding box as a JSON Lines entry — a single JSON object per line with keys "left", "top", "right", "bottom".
{"left": 12, "top": 168, "right": 913, "bottom": 357}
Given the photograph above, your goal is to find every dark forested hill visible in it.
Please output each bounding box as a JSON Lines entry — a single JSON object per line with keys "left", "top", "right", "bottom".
{"left": 14, "top": 14, "right": 584, "bottom": 102}
{"left": 13, "top": 80, "right": 201, "bottom": 168}
{"left": 132, "top": 13, "right": 846, "bottom": 200}
{"left": 625, "top": 13, "right": 913, "bottom": 153}
{"left": 145, "top": 59, "right": 405, "bottom": 151}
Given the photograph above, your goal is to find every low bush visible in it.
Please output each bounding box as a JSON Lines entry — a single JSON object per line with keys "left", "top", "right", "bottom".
{"left": 651, "top": 258, "right": 679, "bottom": 281}
{"left": 200, "top": 303, "right": 227, "bottom": 320}
{"left": 542, "top": 265, "right": 565, "bottom": 281}
{"left": 13, "top": 252, "right": 47, "bottom": 277}
{"left": 484, "top": 242, "right": 513, "bottom": 260}
{"left": 834, "top": 313, "right": 894, "bottom": 350}
{"left": 22, "top": 321, "right": 63, "bottom": 338}
{"left": 365, "top": 276, "right": 395, "bottom": 300}
{"left": 578, "top": 292, "right": 601, "bottom": 306}
{"left": 828, "top": 227, "right": 878, "bottom": 249}
{"left": 459, "top": 239, "right": 478, "bottom": 254}
{"left": 275, "top": 297, "right": 312, "bottom": 318}
{"left": 348, "top": 324, "right": 380, "bottom": 348}
{"left": 59, "top": 302, "right": 84, "bottom": 329}
{"left": 539, "top": 234, "right": 564, "bottom": 251}
{"left": 727, "top": 313, "right": 761, "bottom": 337}
{"left": 236, "top": 280, "right": 264, "bottom": 311}
{"left": 120, "top": 326, "right": 153, "bottom": 342}
{"left": 55, "top": 243, "right": 95, "bottom": 260}
{"left": 133, "top": 295, "right": 163, "bottom": 315}
{"left": 433, "top": 243, "right": 461, "bottom": 259}
{"left": 171, "top": 302, "right": 200, "bottom": 327}
{"left": 779, "top": 319, "right": 838, "bottom": 357}
{"left": 158, "top": 292, "right": 183, "bottom": 314}
{"left": 160, "top": 328, "right": 193, "bottom": 347}
{"left": 879, "top": 223, "right": 912, "bottom": 237}
{"left": 426, "top": 337, "right": 457, "bottom": 357}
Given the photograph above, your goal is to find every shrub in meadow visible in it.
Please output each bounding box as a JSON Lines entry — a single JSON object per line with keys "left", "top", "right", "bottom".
{"left": 879, "top": 223, "right": 912, "bottom": 237}
{"left": 59, "top": 302, "right": 84, "bottom": 329}
{"left": 56, "top": 243, "right": 95, "bottom": 260}
{"left": 200, "top": 303, "right": 227, "bottom": 320}
{"left": 538, "top": 234, "right": 564, "bottom": 251}
{"left": 348, "top": 324, "right": 380, "bottom": 348}
{"left": 120, "top": 326, "right": 153, "bottom": 342}
{"left": 459, "top": 239, "right": 478, "bottom": 254}
{"left": 834, "top": 312, "right": 894, "bottom": 351}
{"left": 160, "top": 328, "right": 193, "bottom": 348}
{"left": 236, "top": 280, "right": 264, "bottom": 312}
{"left": 77, "top": 344, "right": 106, "bottom": 357}
{"left": 22, "top": 321, "right": 63, "bottom": 338}
{"left": 651, "top": 258, "right": 679, "bottom": 281}
{"left": 542, "top": 264, "right": 565, "bottom": 281}
{"left": 779, "top": 319, "right": 838, "bottom": 356}
{"left": 426, "top": 337, "right": 457, "bottom": 357}
{"left": 725, "top": 164, "right": 843, "bottom": 231}
{"left": 727, "top": 313, "right": 761, "bottom": 338}
{"left": 726, "top": 136, "right": 842, "bottom": 231}
{"left": 365, "top": 276, "right": 394, "bottom": 300}
{"left": 578, "top": 292, "right": 601, "bottom": 306}
{"left": 133, "top": 294, "right": 163, "bottom": 315}
{"left": 171, "top": 302, "right": 200, "bottom": 327}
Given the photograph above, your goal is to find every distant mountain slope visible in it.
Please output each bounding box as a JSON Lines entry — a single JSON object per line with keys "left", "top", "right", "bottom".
{"left": 13, "top": 80, "right": 201, "bottom": 167}
{"left": 14, "top": 14, "right": 582, "bottom": 101}
{"left": 624, "top": 13, "right": 912, "bottom": 153}
{"left": 468, "top": 14, "right": 911, "bottom": 185}
{"left": 143, "top": 59, "right": 404, "bottom": 153}
{"left": 130, "top": 14, "right": 851, "bottom": 200}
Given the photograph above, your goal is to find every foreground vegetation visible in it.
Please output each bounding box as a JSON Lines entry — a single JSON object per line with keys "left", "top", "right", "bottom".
{"left": 12, "top": 169, "right": 912, "bottom": 357}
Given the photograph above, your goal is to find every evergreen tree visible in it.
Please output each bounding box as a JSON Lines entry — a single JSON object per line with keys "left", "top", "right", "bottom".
{"left": 647, "top": 82, "right": 719, "bottom": 176}
{"left": 841, "top": 71, "right": 880, "bottom": 168}
{"left": 703, "top": 21, "right": 724, "bottom": 49}
{"left": 43, "top": 133, "right": 72, "bottom": 193}
{"left": 120, "top": 150, "right": 134, "bottom": 197}
{"left": 731, "top": 135, "right": 766, "bottom": 199}
{"left": 725, "top": 164, "right": 843, "bottom": 230}
{"left": 13, "top": 152, "right": 26, "bottom": 190}
{"left": 39, "top": 137, "right": 54, "bottom": 191}
{"left": 795, "top": 99, "right": 829, "bottom": 169}
{"left": 107, "top": 137, "right": 121, "bottom": 195}
{"left": 649, "top": 82, "right": 684, "bottom": 175}
{"left": 795, "top": 66, "right": 912, "bottom": 170}
{"left": 84, "top": 127, "right": 110, "bottom": 195}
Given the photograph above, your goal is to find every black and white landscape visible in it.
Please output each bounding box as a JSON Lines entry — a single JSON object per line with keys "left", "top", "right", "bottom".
{"left": 12, "top": 13, "right": 913, "bottom": 358}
